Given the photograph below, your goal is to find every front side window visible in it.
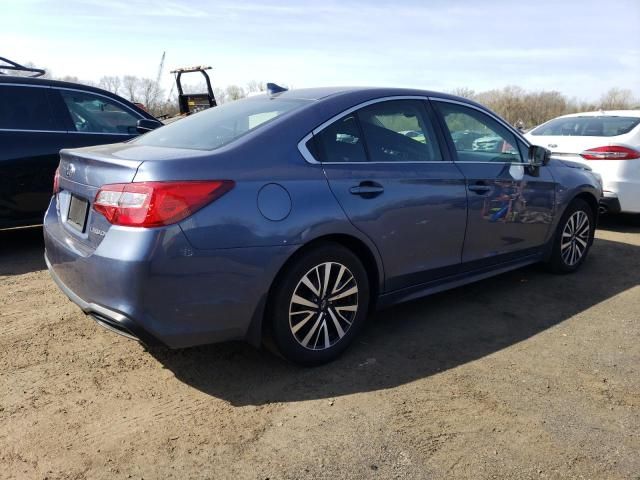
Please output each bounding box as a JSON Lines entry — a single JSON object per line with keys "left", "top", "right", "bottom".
{"left": 60, "top": 90, "right": 140, "bottom": 134}
{"left": 136, "top": 96, "right": 310, "bottom": 150}
{"left": 0, "top": 85, "right": 58, "bottom": 131}
{"left": 531, "top": 116, "right": 640, "bottom": 137}
{"left": 435, "top": 102, "right": 523, "bottom": 163}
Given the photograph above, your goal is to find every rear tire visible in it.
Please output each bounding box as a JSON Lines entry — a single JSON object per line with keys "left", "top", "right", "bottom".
{"left": 268, "top": 243, "right": 370, "bottom": 366}
{"left": 546, "top": 198, "right": 595, "bottom": 273}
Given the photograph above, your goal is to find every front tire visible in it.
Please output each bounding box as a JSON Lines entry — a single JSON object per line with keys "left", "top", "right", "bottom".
{"left": 268, "top": 243, "right": 370, "bottom": 366}
{"left": 546, "top": 198, "right": 595, "bottom": 273}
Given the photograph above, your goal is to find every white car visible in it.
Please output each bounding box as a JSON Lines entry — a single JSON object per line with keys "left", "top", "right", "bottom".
{"left": 525, "top": 110, "right": 640, "bottom": 214}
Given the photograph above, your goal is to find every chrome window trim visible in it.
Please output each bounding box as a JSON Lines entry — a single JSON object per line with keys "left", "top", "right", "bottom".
{"left": 0, "top": 128, "right": 133, "bottom": 135}
{"left": 0, "top": 128, "right": 65, "bottom": 134}
{"left": 298, "top": 95, "right": 449, "bottom": 165}
{"left": 0, "top": 82, "right": 51, "bottom": 88}
{"left": 297, "top": 95, "right": 532, "bottom": 166}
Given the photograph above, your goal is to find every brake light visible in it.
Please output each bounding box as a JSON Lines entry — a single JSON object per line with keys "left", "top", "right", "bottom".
{"left": 94, "top": 180, "right": 234, "bottom": 227}
{"left": 53, "top": 167, "right": 60, "bottom": 194}
{"left": 580, "top": 146, "right": 640, "bottom": 160}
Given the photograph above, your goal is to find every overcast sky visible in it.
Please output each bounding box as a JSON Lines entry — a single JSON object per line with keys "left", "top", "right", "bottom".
{"left": 2, "top": 0, "right": 639, "bottom": 100}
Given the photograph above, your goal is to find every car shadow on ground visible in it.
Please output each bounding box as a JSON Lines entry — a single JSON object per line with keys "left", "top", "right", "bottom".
{"left": 0, "top": 227, "right": 45, "bottom": 276}
{"left": 598, "top": 213, "right": 640, "bottom": 233}
{"left": 150, "top": 229, "right": 640, "bottom": 406}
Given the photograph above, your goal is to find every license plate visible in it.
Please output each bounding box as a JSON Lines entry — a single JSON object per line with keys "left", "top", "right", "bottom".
{"left": 67, "top": 195, "right": 89, "bottom": 232}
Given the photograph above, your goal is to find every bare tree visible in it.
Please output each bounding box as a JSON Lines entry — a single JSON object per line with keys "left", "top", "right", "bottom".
{"left": 598, "top": 88, "right": 635, "bottom": 110}
{"left": 213, "top": 87, "right": 227, "bottom": 104}
{"left": 139, "top": 77, "right": 162, "bottom": 112}
{"left": 98, "top": 76, "right": 122, "bottom": 95}
{"left": 122, "top": 75, "right": 139, "bottom": 102}
{"left": 225, "top": 85, "right": 246, "bottom": 101}
{"left": 246, "top": 80, "right": 266, "bottom": 93}
{"left": 449, "top": 87, "right": 476, "bottom": 99}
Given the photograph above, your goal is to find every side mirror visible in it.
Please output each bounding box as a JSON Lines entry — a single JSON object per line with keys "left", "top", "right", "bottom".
{"left": 529, "top": 144, "right": 551, "bottom": 167}
{"left": 136, "top": 118, "right": 163, "bottom": 134}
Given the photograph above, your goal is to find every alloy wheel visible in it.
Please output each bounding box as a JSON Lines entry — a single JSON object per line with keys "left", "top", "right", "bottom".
{"left": 289, "top": 262, "right": 359, "bottom": 351}
{"left": 561, "top": 210, "right": 590, "bottom": 266}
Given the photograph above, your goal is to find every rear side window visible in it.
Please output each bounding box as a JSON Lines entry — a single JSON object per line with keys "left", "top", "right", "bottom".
{"left": 357, "top": 100, "right": 441, "bottom": 162}
{"left": 136, "top": 96, "right": 310, "bottom": 150}
{"left": 60, "top": 90, "right": 140, "bottom": 134}
{"left": 531, "top": 116, "right": 640, "bottom": 137}
{"left": 434, "top": 101, "right": 523, "bottom": 163}
{"left": 309, "top": 99, "right": 442, "bottom": 163}
{"left": 312, "top": 114, "right": 368, "bottom": 163}
{"left": 0, "top": 85, "right": 58, "bottom": 131}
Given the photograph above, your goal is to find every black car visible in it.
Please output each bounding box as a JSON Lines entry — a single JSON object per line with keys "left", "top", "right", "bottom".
{"left": 0, "top": 71, "right": 161, "bottom": 229}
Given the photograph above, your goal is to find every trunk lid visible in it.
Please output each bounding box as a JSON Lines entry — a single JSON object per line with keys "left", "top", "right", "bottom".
{"left": 55, "top": 143, "right": 209, "bottom": 251}
{"left": 526, "top": 135, "right": 596, "bottom": 163}
{"left": 59, "top": 148, "right": 142, "bottom": 188}
{"left": 56, "top": 144, "right": 144, "bottom": 251}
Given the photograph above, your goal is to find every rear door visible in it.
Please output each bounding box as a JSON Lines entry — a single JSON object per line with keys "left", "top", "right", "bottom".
{"left": 432, "top": 99, "right": 556, "bottom": 264}
{"left": 308, "top": 98, "right": 468, "bottom": 292}
{"left": 0, "top": 83, "right": 64, "bottom": 228}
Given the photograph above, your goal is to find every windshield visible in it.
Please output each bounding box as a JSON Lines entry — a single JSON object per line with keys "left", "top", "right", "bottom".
{"left": 531, "top": 116, "right": 640, "bottom": 137}
{"left": 135, "top": 96, "right": 310, "bottom": 150}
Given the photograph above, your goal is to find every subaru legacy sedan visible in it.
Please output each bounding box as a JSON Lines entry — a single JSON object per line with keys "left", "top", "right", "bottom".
{"left": 44, "top": 87, "right": 602, "bottom": 365}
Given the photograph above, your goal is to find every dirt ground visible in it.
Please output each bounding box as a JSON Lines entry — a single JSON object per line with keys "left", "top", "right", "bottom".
{"left": 1, "top": 216, "right": 639, "bottom": 480}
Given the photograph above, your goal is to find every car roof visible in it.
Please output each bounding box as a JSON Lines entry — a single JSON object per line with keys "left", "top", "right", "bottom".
{"left": 554, "top": 110, "right": 640, "bottom": 119}
{"left": 0, "top": 75, "right": 155, "bottom": 119}
{"left": 271, "top": 85, "right": 475, "bottom": 104}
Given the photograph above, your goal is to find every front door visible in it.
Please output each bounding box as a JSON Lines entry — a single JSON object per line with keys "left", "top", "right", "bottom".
{"left": 310, "top": 99, "right": 468, "bottom": 292}
{"left": 432, "top": 100, "right": 555, "bottom": 263}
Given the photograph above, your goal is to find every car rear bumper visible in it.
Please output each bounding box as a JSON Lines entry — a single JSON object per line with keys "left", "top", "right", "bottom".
{"left": 43, "top": 198, "right": 297, "bottom": 348}
{"left": 45, "top": 253, "right": 163, "bottom": 345}
{"left": 604, "top": 181, "right": 640, "bottom": 213}
{"left": 599, "top": 192, "right": 622, "bottom": 215}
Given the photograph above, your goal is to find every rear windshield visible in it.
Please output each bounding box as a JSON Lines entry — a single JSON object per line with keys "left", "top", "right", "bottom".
{"left": 135, "top": 96, "right": 310, "bottom": 150}
{"left": 531, "top": 116, "right": 640, "bottom": 137}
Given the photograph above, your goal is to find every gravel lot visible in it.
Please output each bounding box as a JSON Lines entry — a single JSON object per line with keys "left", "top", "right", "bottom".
{"left": 1, "top": 216, "right": 639, "bottom": 479}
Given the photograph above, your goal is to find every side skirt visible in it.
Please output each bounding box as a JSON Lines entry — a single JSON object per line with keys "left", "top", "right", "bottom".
{"left": 376, "top": 252, "right": 544, "bottom": 309}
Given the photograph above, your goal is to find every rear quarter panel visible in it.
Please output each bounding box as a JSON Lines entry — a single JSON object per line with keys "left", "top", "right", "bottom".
{"left": 131, "top": 109, "right": 386, "bottom": 291}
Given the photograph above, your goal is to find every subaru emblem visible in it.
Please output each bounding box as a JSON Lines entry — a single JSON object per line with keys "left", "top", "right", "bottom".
{"left": 64, "top": 163, "right": 76, "bottom": 178}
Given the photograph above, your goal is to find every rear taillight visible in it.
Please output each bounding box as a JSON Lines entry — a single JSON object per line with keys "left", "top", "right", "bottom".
{"left": 53, "top": 167, "right": 60, "bottom": 194}
{"left": 93, "top": 180, "right": 234, "bottom": 227}
{"left": 580, "top": 146, "right": 640, "bottom": 160}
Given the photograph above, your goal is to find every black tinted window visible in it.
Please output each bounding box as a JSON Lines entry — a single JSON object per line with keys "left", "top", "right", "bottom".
{"left": 531, "top": 116, "right": 640, "bottom": 137}
{"left": 0, "top": 85, "right": 58, "bottom": 130}
{"left": 313, "top": 114, "right": 367, "bottom": 163}
{"left": 435, "top": 102, "right": 523, "bottom": 163}
{"left": 60, "top": 90, "right": 140, "bottom": 134}
{"left": 357, "top": 100, "right": 441, "bottom": 162}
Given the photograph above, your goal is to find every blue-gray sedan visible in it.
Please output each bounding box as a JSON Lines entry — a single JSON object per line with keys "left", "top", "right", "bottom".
{"left": 44, "top": 86, "right": 602, "bottom": 365}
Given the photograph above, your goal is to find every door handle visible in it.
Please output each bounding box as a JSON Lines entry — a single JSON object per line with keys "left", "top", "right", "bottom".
{"left": 468, "top": 182, "right": 491, "bottom": 194}
{"left": 349, "top": 182, "right": 384, "bottom": 197}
